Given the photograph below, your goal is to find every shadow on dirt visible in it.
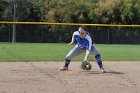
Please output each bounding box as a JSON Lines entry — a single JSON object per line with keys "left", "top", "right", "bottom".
{"left": 104, "top": 71, "right": 125, "bottom": 74}
{"left": 82, "top": 71, "right": 125, "bottom": 74}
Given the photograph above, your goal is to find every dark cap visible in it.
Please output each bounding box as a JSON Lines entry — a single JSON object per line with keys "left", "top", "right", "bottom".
{"left": 79, "top": 31, "right": 85, "bottom": 35}
{"left": 79, "top": 27, "right": 86, "bottom": 35}
{"left": 79, "top": 26, "right": 88, "bottom": 31}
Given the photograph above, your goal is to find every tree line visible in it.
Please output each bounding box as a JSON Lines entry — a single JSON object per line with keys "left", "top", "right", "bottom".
{"left": 0, "top": 0, "right": 140, "bottom": 43}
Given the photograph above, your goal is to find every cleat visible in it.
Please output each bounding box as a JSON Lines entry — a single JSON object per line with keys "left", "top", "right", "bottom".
{"left": 100, "top": 68, "right": 105, "bottom": 73}
{"left": 59, "top": 66, "right": 68, "bottom": 71}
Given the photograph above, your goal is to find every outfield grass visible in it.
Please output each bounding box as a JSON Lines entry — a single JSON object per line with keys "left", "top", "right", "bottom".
{"left": 0, "top": 43, "right": 140, "bottom": 62}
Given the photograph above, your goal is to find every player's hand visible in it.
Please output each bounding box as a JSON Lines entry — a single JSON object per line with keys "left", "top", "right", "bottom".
{"left": 83, "top": 59, "right": 89, "bottom": 64}
{"left": 68, "top": 42, "right": 73, "bottom": 45}
{"left": 84, "top": 57, "right": 88, "bottom": 61}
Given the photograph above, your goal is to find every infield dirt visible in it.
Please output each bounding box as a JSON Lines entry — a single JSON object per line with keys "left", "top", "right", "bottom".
{"left": 0, "top": 61, "right": 139, "bottom": 93}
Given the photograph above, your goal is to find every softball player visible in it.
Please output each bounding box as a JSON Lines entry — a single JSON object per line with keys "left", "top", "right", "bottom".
{"left": 60, "top": 26, "right": 105, "bottom": 73}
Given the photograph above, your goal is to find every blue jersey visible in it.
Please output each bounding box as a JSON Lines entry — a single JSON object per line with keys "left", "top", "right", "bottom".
{"left": 72, "top": 31, "right": 92, "bottom": 50}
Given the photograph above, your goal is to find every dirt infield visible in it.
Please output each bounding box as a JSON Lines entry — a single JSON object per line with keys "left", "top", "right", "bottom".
{"left": 0, "top": 61, "right": 140, "bottom": 93}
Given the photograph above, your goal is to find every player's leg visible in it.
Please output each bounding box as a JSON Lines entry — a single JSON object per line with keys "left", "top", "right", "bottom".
{"left": 90, "top": 44, "right": 105, "bottom": 72}
{"left": 60, "top": 45, "right": 82, "bottom": 70}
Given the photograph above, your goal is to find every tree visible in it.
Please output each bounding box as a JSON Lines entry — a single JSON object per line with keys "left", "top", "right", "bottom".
{"left": 89, "top": 0, "right": 122, "bottom": 24}
{"left": 0, "top": 0, "right": 9, "bottom": 20}
{"left": 0, "top": 0, "right": 140, "bottom": 43}
{"left": 120, "top": 0, "right": 134, "bottom": 24}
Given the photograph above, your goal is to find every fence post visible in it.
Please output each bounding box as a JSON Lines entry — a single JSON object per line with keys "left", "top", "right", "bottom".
{"left": 12, "top": 0, "right": 16, "bottom": 42}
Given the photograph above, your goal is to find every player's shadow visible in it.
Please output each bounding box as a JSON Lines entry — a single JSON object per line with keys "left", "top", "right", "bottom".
{"left": 103, "top": 71, "right": 125, "bottom": 74}
{"left": 83, "top": 71, "right": 125, "bottom": 74}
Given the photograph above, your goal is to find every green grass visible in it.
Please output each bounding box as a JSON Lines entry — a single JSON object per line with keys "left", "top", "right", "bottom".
{"left": 0, "top": 43, "right": 140, "bottom": 62}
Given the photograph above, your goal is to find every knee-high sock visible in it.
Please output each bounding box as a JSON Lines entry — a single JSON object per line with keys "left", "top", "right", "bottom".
{"left": 64, "top": 59, "right": 71, "bottom": 67}
{"left": 95, "top": 54, "right": 103, "bottom": 68}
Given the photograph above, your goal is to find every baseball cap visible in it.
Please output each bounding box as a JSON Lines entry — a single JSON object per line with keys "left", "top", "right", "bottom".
{"left": 79, "top": 31, "right": 85, "bottom": 35}
{"left": 78, "top": 27, "right": 85, "bottom": 35}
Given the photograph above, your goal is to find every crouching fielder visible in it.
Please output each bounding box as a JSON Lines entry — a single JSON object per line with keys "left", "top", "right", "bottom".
{"left": 60, "top": 26, "right": 105, "bottom": 73}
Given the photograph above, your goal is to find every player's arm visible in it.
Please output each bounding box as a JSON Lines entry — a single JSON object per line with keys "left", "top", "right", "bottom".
{"left": 84, "top": 50, "right": 90, "bottom": 61}
{"left": 68, "top": 35, "right": 74, "bottom": 45}
{"left": 68, "top": 32, "right": 77, "bottom": 45}
{"left": 84, "top": 36, "right": 92, "bottom": 61}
